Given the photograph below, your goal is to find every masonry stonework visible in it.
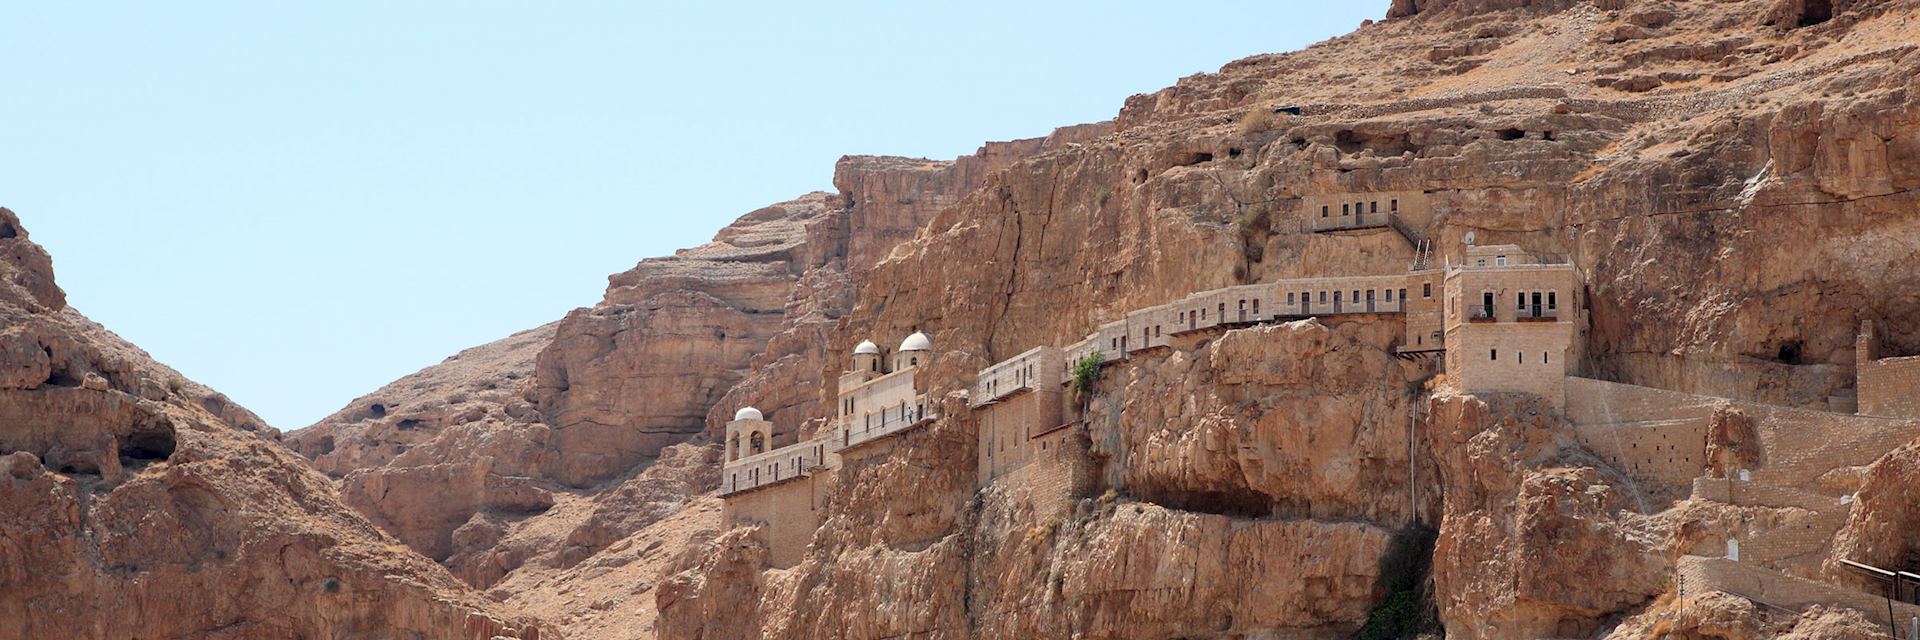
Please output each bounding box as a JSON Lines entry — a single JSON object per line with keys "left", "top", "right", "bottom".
{"left": 720, "top": 474, "right": 829, "bottom": 568}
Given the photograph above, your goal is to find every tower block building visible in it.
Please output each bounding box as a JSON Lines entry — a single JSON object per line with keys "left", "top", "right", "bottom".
{"left": 1442, "top": 244, "right": 1582, "bottom": 407}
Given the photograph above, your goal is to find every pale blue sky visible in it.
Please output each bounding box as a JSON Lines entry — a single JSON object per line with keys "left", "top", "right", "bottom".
{"left": 1, "top": 2, "right": 1387, "bottom": 429}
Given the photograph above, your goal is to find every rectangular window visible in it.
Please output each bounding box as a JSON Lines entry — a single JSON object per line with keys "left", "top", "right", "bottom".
{"left": 1238, "top": 299, "right": 1246, "bottom": 310}
{"left": 1423, "top": 283, "right": 1432, "bottom": 298}
{"left": 1155, "top": 325, "right": 1162, "bottom": 337}
{"left": 1334, "top": 291, "right": 1342, "bottom": 303}
{"left": 1391, "top": 199, "right": 1399, "bottom": 212}
{"left": 1370, "top": 201, "right": 1378, "bottom": 214}
{"left": 1400, "top": 288, "right": 1408, "bottom": 302}
{"left": 1386, "top": 289, "right": 1393, "bottom": 302}
{"left": 1252, "top": 299, "right": 1260, "bottom": 315}
{"left": 1548, "top": 291, "right": 1558, "bottom": 310}
{"left": 1287, "top": 292, "right": 1296, "bottom": 305}
{"left": 1320, "top": 291, "right": 1328, "bottom": 304}
{"left": 1351, "top": 290, "right": 1360, "bottom": 303}
{"left": 1321, "top": 206, "right": 1329, "bottom": 218}
{"left": 1342, "top": 203, "right": 1350, "bottom": 216}
{"left": 1496, "top": 256, "right": 1508, "bottom": 267}
{"left": 1491, "top": 348, "right": 1498, "bottom": 361}
{"left": 1517, "top": 292, "right": 1526, "bottom": 310}
{"left": 1519, "top": 352, "right": 1525, "bottom": 364}
{"left": 1543, "top": 352, "right": 1549, "bottom": 364}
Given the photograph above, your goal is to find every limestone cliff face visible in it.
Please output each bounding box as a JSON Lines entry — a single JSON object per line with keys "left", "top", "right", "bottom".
{"left": 659, "top": 324, "right": 1407, "bottom": 639}
{"left": 257, "top": 0, "right": 1920, "bottom": 636}
{"left": 0, "top": 209, "right": 543, "bottom": 640}
{"left": 659, "top": 1, "right": 1920, "bottom": 638}
{"left": 276, "top": 131, "right": 1102, "bottom": 637}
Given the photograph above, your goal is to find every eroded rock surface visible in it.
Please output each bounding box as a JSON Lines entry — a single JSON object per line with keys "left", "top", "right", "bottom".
{"left": 0, "top": 209, "right": 544, "bottom": 640}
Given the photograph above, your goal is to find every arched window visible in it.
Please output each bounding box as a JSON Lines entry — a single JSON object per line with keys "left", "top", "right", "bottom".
{"left": 750, "top": 431, "right": 765, "bottom": 455}
{"left": 728, "top": 433, "right": 740, "bottom": 461}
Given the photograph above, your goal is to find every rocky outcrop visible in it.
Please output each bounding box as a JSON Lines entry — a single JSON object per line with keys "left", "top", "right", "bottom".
{"left": 1425, "top": 393, "right": 1670, "bottom": 639}
{"left": 534, "top": 194, "right": 837, "bottom": 488}
{"left": 1826, "top": 440, "right": 1920, "bottom": 586}
{"left": 0, "top": 209, "right": 544, "bottom": 640}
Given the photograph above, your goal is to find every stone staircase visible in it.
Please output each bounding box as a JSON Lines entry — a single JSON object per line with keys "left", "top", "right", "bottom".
{"left": 1387, "top": 216, "right": 1431, "bottom": 270}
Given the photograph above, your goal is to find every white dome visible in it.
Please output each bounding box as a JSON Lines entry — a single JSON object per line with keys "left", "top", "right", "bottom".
{"left": 853, "top": 340, "right": 881, "bottom": 355}
{"left": 898, "top": 331, "right": 932, "bottom": 352}
{"left": 733, "top": 406, "right": 763, "bottom": 422}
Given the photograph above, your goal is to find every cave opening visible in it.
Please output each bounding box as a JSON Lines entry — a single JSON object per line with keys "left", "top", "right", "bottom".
{"left": 1174, "top": 151, "right": 1214, "bottom": 166}
{"left": 396, "top": 418, "right": 421, "bottom": 430}
{"left": 119, "top": 423, "right": 178, "bottom": 465}
{"left": 1496, "top": 128, "right": 1526, "bottom": 141}
{"left": 44, "top": 359, "right": 82, "bottom": 388}
{"left": 1798, "top": 0, "right": 1832, "bottom": 27}
{"left": 369, "top": 403, "right": 387, "bottom": 419}
{"left": 1143, "top": 489, "right": 1272, "bottom": 519}
{"left": 0, "top": 222, "right": 16, "bottom": 239}
{"left": 1777, "top": 341, "right": 1804, "bottom": 365}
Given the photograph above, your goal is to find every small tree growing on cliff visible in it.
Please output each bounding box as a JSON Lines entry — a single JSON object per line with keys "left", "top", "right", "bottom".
{"left": 1071, "top": 352, "right": 1105, "bottom": 408}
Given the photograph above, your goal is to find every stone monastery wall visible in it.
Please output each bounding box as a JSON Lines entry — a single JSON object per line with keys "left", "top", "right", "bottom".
{"left": 1304, "top": 190, "right": 1430, "bottom": 232}
{"left": 1678, "top": 557, "right": 1920, "bottom": 629}
{"left": 991, "top": 424, "right": 1094, "bottom": 523}
{"left": 1859, "top": 355, "right": 1920, "bottom": 420}
{"left": 721, "top": 473, "right": 828, "bottom": 568}
{"left": 976, "top": 386, "right": 1065, "bottom": 488}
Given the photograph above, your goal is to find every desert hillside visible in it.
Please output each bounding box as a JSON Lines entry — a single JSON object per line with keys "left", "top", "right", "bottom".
{"left": 0, "top": 208, "right": 547, "bottom": 639}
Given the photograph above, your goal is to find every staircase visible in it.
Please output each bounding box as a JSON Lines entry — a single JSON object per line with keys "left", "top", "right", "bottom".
{"left": 1388, "top": 216, "right": 1432, "bottom": 270}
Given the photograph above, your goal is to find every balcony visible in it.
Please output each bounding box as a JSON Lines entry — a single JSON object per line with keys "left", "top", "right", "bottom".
{"left": 1516, "top": 310, "right": 1561, "bottom": 322}
{"left": 1469, "top": 308, "right": 1498, "bottom": 323}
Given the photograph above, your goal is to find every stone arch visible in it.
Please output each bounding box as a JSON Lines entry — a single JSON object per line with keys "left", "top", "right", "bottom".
{"left": 750, "top": 431, "right": 765, "bottom": 455}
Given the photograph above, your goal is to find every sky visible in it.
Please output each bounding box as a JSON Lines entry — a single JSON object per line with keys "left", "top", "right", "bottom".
{"left": 0, "top": 2, "right": 1388, "bottom": 430}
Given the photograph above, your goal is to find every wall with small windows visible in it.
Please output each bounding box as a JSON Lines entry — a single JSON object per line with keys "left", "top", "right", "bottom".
{"left": 1441, "top": 262, "right": 1579, "bottom": 405}
{"left": 972, "top": 346, "right": 1065, "bottom": 407}
{"left": 976, "top": 385, "right": 1066, "bottom": 487}
{"left": 1273, "top": 275, "right": 1410, "bottom": 317}
{"left": 1403, "top": 270, "right": 1446, "bottom": 352}
{"left": 1304, "top": 190, "right": 1430, "bottom": 232}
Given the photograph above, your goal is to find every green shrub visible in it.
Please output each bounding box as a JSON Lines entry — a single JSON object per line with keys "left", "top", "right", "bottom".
{"left": 1357, "top": 526, "right": 1440, "bottom": 640}
{"left": 1071, "top": 352, "right": 1105, "bottom": 402}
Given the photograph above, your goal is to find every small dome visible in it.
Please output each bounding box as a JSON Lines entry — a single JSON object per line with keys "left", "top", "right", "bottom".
{"left": 733, "top": 406, "right": 763, "bottom": 422}
{"left": 854, "top": 340, "right": 881, "bottom": 355}
{"left": 899, "top": 331, "right": 932, "bottom": 352}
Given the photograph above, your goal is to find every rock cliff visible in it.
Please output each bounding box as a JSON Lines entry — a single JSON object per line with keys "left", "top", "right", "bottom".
{"left": 657, "top": 1, "right": 1920, "bottom": 638}
{"left": 79, "top": 0, "right": 1920, "bottom": 637}
{"left": 0, "top": 209, "right": 545, "bottom": 639}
